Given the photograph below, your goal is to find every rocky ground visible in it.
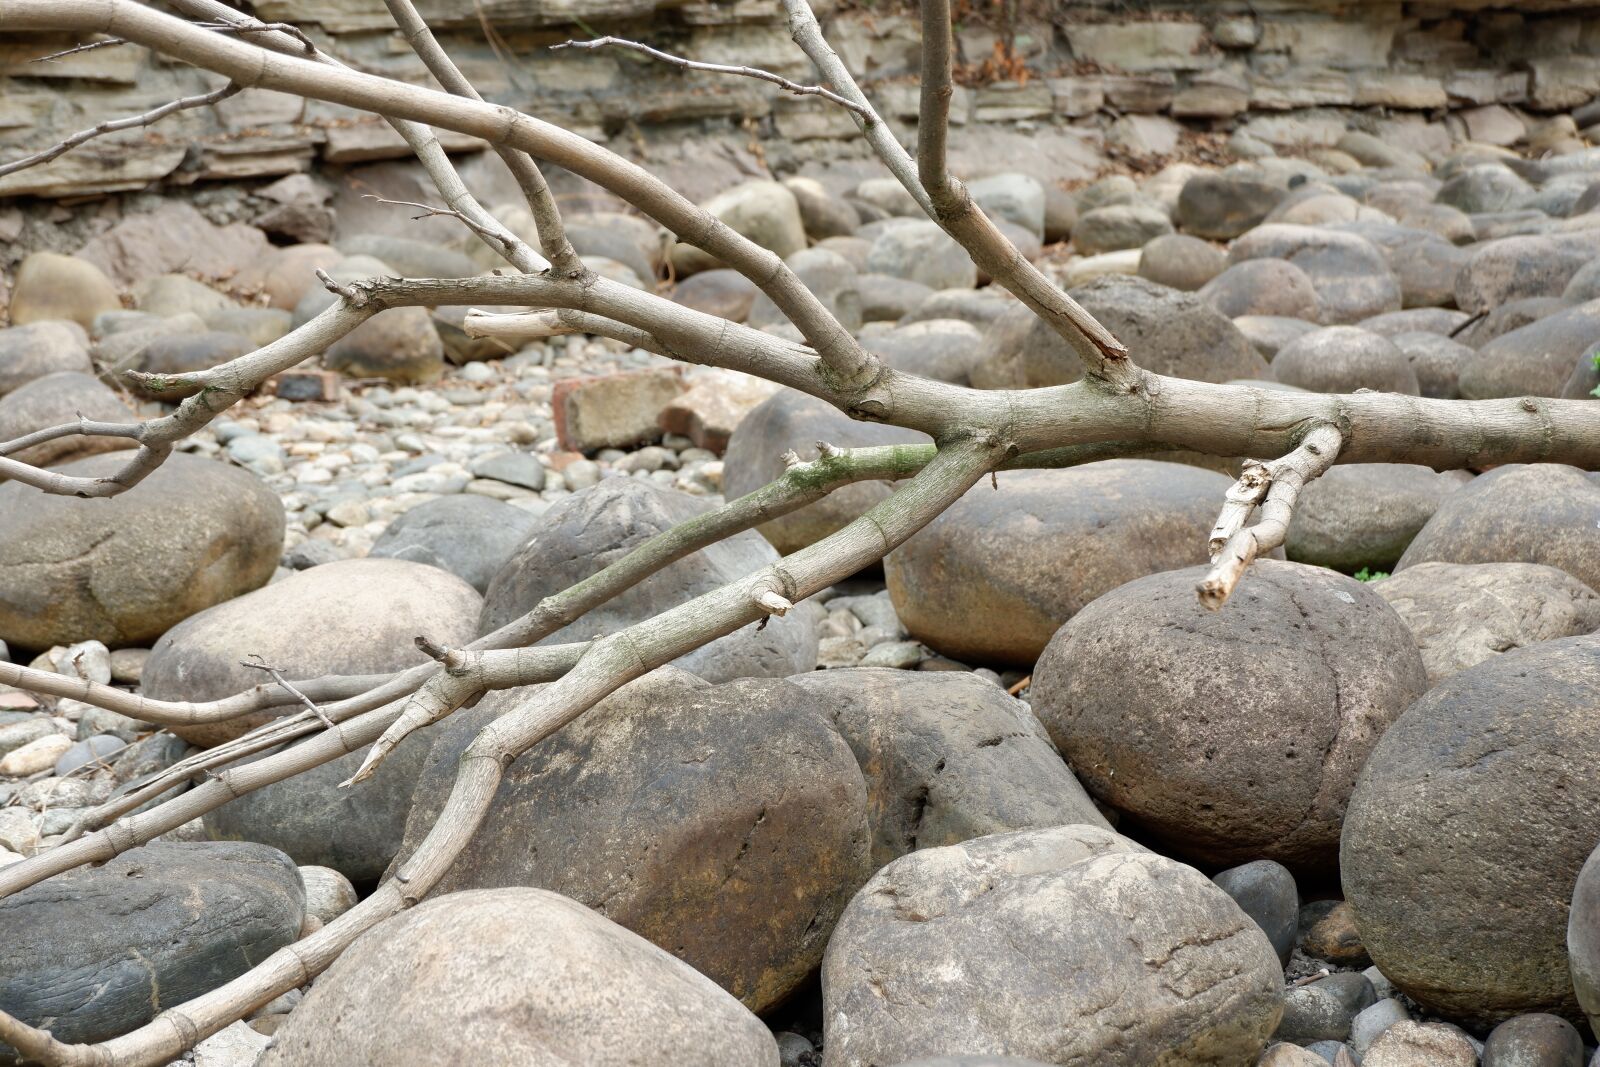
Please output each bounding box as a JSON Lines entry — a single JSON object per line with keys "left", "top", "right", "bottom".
{"left": 1, "top": 96, "right": 1600, "bottom": 1067}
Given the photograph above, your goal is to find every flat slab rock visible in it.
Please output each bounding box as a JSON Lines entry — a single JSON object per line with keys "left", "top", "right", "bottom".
{"left": 0, "top": 842, "right": 304, "bottom": 1055}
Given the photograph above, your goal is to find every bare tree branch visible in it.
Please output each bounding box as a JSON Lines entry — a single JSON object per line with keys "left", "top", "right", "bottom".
{"left": 379, "top": 0, "right": 581, "bottom": 274}
{"left": 780, "top": 0, "right": 1130, "bottom": 385}
{"left": 553, "top": 35, "right": 873, "bottom": 117}
{"left": 0, "top": 82, "right": 240, "bottom": 179}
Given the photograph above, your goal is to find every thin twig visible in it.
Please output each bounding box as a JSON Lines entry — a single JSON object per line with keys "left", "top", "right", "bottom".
{"left": 361, "top": 193, "right": 520, "bottom": 255}
{"left": 553, "top": 36, "right": 872, "bottom": 117}
{"left": 32, "top": 17, "right": 314, "bottom": 63}
{"left": 0, "top": 83, "right": 240, "bottom": 180}
{"left": 240, "top": 654, "right": 334, "bottom": 727}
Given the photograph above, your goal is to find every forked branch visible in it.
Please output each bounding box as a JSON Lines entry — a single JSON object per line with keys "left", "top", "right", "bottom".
{"left": 1199, "top": 424, "right": 1345, "bottom": 609}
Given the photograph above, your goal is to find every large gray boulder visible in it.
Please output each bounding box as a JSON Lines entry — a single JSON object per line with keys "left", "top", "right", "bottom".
{"left": 260, "top": 888, "right": 777, "bottom": 1067}
{"left": 885, "top": 461, "right": 1230, "bottom": 665}
{"left": 671, "top": 180, "right": 807, "bottom": 276}
{"left": 0, "top": 372, "right": 137, "bottom": 471}
{"left": 1285, "top": 464, "right": 1469, "bottom": 571}
{"left": 143, "top": 557, "right": 481, "bottom": 747}
{"left": 1454, "top": 235, "right": 1599, "bottom": 314}
{"left": 1177, "top": 168, "right": 1290, "bottom": 239}
{"left": 0, "top": 453, "right": 283, "bottom": 652}
{"left": 1459, "top": 299, "right": 1600, "bottom": 400}
{"left": 368, "top": 494, "right": 539, "bottom": 593}
{"left": 1374, "top": 562, "right": 1600, "bottom": 686}
{"left": 1342, "top": 635, "right": 1600, "bottom": 1028}
{"left": 390, "top": 668, "right": 870, "bottom": 1013}
{"left": 1200, "top": 259, "right": 1322, "bottom": 321}
{"left": 0, "top": 842, "right": 303, "bottom": 1057}
{"left": 787, "top": 668, "right": 1108, "bottom": 867}
{"left": 1396, "top": 464, "right": 1600, "bottom": 592}
{"left": 821, "top": 825, "right": 1283, "bottom": 1067}
{"left": 971, "top": 275, "right": 1269, "bottom": 389}
{"left": 866, "top": 220, "right": 977, "bottom": 291}
{"left": 861, "top": 320, "right": 985, "bottom": 385}
{"left": 1229, "top": 225, "right": 1402, "bottom": 325}
{"left": 1271, "top": 326, "right": 1421, "bottom": 395}
{"left": 723, "top": 388, "right": 931, "bottom": 555}
{"left": 479, "top": 478, "right": 817, "bottom": 681}
{"left": 1031, "top": 561, "right": 1428, "bottom": 874}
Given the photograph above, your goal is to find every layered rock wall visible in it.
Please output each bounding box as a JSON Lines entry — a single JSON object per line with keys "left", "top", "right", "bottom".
{"left": 0, "top": 0, "right": 1596, "bottom": 199}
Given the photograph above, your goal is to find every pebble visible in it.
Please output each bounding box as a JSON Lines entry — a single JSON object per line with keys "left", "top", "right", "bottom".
{"left": 1350, "top": 997, "right": 1410, "bottom": 1057}
{"left": 54, "top": 734, "right": 129, "bottom": 777}
{"left": 0, "top": 734, "right": 73, "bottom": 777}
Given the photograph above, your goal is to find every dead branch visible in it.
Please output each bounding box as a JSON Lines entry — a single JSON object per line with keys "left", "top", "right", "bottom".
{"left": 380, "top": 0, "right": 581, "bottom": 274}
{"left": 782, "top": 0, "right": 1130, "bottom": 384}
{"left": 1199, "top": 424, "right": 1345, "bottom": 610}
{"left": 553, "top": 35, "right": 872, "bottom": 117}
{"left": 0, "top": 82, "right": 240, "bottom": 179}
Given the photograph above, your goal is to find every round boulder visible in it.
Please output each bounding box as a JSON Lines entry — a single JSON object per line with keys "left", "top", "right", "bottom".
{"left": 1570, "top": 842, "right": 1600, "bottom": 1040}
{"left": 391, "top": 668, "right": 871, "bottom": 1013}
{"left": 1234, "top": 315, "right": 1319, "bottom": 360}
{"left": 1342, "top": 635, "right": 1600, "bottom": 1027}
{"left": 1272, "top": 326, "right": 1421, "bottom": 394}
{"left": 1454, "top": 235, "right": 1598, "bottom": 314}
{"left": 820, "top": 825, "right": 1283, "bottom": 1067}
{"left": 1389, "top": 331, "right": 1474, "bottom": 399}
{"left": 1177, "top": 168, "right": 1290, "bottom": 240}
{"left": 0, "top": 322, "right": 91, "bottom": 398}
{"left": 1459, "top": 299, "right": 1600, "bottom": 400}
{"left": 670, "top": 180, "right": 806, "bottom": 276}
{"left": 885, "top": 461, "right": 1231, "bottom": 665}
{"left": 1396, "top": 464, "right": 1600, "bottom": 592}
{"left": 0, "top": 371, "right": 138, "bottom": 470}
{"left": 1200, "top": 259, "right": 1322, "bottom": 321}
{"left": 861, "top": 319, "right": 984, "bottom": 384}
{"left": 1373, "top": 562, "right": 1600, "bottom": 686}
{"left": 479, "top": 477, "right": 818, "bottom": 680}
{"left": 259, "top": 888, "right": 777, "bottom": 1067}
{"left": 1482, "top": 1014, "right": 1585, "bottom": 1067}
{"left": 723, "top": 388, "right": 931, "bottom": 555}
{"left": 1072, "top": 202, "right": 1174, "bottom": 256}
{"left": 865, "top": 220, "right": 977, "bottom": 290}
{"left": 972, "top": 276, "right": 1269, "bottom": 389}
{"left": 1138, "top": 233, "right": 1228, "bottom": 291}
{"left": 787, "top": 668, "right": 1108, "bottom": 867}
{"left": 1285, "top": 463, "right": 1469, "bottom": 571}
{"left": 670, "top": 268, "right": 758, "bottom": 322}
{"left": 9, "top": 252, "right": 122, "bottom": 329}
{"left": 142, "top": 557, "right": 482, "bottom": 746}
{"left": 369, "top": 493, "right": 539, "bottom": 593}
{"left": 1230, "top": 225, "right": 1402, "bottom": 325}
{"left": 1031, "top": 561, "right": 1429, "bottom": 873}
{"left": 0, "top": 453, "right": 283, "bottom": 652}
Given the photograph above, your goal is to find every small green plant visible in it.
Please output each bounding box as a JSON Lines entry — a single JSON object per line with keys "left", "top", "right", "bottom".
{"left": 1590, "top": 350, "right": 1599, "bottom": 397}
{"left": 1353, "top": 567, "right": 1389, "bottom": 582}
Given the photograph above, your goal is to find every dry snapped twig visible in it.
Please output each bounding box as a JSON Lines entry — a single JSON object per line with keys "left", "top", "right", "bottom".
{"left": 1198, "top": 424, "right": 1345, "bottom": 610}
{"left": 552, "top": 35, "right": 873, "bottom": 117}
